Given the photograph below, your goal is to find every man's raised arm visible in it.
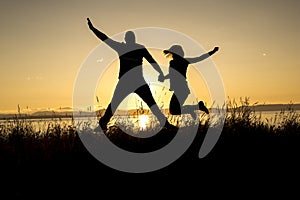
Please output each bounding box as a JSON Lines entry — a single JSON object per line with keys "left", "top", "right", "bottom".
{"left": 87, "top": 18, "right": 121, "bottom": 51}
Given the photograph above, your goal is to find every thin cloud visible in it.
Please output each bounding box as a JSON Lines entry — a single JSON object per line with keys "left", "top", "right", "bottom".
{"left": 25, "top": 75, "right": 44, "bottom": 81}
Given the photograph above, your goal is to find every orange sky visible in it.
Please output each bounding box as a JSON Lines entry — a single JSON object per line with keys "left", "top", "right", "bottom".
{"left": 0, "top": 0, "right": 300, "bottom": 112}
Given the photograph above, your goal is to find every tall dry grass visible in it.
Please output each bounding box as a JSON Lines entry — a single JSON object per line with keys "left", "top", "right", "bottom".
{"left": 0, "top": 97, "right": 299, "bottom": 163}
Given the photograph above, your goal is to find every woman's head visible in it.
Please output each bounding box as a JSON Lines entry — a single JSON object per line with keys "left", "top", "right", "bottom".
{"left": 163, "top": 45, "right": 184, "bottom": 58}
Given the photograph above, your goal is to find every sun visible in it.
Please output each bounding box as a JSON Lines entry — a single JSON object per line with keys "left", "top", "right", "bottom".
{"left": 138, "top": 114, "right": 149, "bottom": 130}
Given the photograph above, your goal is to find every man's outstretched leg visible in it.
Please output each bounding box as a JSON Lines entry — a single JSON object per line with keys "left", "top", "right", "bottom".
{"left": 96, "top": 80, "right": 131, "bottom": 132}
{"left": 96, "top": 103, "right": 113, "bottom": 131}
{"left": 150, "top": 105, "right": 177, "bottom": 129}
{"left": 135, "top": 85, "right": 176, "bottom": 129}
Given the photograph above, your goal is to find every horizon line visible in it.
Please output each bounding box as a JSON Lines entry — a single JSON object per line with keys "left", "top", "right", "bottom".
{"left": 1, "top": 103, "right": 300, "bottom": 116}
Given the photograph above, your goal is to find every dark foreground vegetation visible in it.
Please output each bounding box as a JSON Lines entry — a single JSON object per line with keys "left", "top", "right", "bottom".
{"left": 1, "top": 98, "right": 299, "bottom": 197}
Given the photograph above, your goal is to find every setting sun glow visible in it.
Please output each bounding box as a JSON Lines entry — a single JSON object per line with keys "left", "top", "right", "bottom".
{"left": 139, "top": 115, "right": 149, "bottom": 130}
{"left": 0, "top": 1, "right": 299, "bottom": 113}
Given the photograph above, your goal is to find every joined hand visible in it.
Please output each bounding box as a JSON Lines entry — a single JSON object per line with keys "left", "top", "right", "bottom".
{"left": 158, "top": 74, "right": 165, "bottom": 82}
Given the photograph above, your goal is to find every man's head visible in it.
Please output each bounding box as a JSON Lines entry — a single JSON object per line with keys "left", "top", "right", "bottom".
{"left": 125, "top": 31, "right": 136, "bottom": 44}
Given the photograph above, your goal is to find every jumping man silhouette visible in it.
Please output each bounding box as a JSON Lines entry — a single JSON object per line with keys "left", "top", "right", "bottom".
{"left": 87, "top": 18, "right": 175, "bottom": 131}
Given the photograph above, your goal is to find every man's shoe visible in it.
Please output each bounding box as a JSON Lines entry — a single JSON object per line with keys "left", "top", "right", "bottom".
{"left": 163, "top": 120, "right": 177, "bottom": 130}
{"left": 94, "top": 119, "right": 108, "bottom": 132}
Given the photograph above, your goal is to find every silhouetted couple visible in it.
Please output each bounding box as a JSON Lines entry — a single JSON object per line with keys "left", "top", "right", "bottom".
{"left": 87, "top": 18, "right": 219, "bottom": 131}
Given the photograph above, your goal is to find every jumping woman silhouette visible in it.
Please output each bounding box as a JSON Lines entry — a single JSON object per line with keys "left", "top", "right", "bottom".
{"left": 162, "top": 45, "right": 219, "bottom": 119}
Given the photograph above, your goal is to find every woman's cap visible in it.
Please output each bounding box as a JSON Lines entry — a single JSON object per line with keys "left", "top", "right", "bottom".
{"left": 163, "top": 45, "right": 184, "bottom": 57}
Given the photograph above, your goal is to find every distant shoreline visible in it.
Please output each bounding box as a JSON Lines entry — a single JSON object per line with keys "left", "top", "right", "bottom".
{"left": 0, "top": 104, "right": 299, "bottom": 120}
{"left": 249, "top": 104, "right": 300, "bottom": 111}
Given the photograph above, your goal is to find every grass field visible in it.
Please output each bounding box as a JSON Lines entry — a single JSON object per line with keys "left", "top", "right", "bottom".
{"left": 1, "top": 98, "right": 299, "bottom": 163}
{"left": 1, "top": 98, "right": 299, "bottom": 197}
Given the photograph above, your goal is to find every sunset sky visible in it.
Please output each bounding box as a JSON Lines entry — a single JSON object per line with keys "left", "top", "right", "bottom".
{"left": 1, "top": 0, "right": 299, "bottom": 113}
